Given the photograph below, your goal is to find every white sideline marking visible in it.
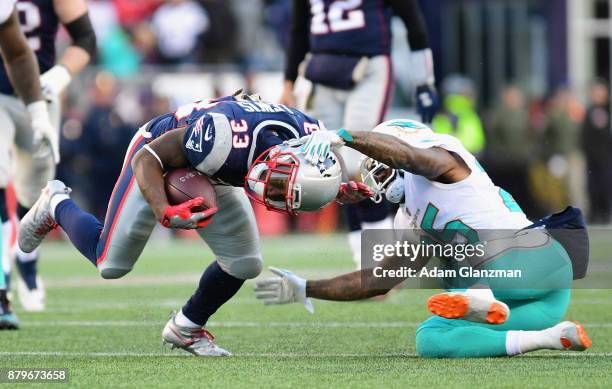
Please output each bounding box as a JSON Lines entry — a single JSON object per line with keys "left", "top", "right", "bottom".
{"left": 22, "top": 320, "right": 420, "bottom": 328}
{"left": 1, "top": 351, "right": 611, "bottom": 358}
{"left": 18, "top": 320, "right": 612, "bottom": 329}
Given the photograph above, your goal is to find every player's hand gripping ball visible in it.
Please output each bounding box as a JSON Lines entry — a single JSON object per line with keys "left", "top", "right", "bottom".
{"left": 162, "top": 168, "right": 218, "bottom": 229}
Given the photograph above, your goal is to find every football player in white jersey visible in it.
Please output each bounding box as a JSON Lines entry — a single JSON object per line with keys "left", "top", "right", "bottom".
{"left": 255, "top": 119, "right": 592, "bottom": 358}
{"left": 0, "top": 0, "right": 55, "bottom": 329}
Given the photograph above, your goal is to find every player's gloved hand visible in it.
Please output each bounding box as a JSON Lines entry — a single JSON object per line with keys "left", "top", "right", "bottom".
{"left": 28, "top": 100, "right": 60, "bottom": 164}
{"left": 160, "top": 197, "right": 218, "bottom": 229}
{"left": 299, "top": 128, "right": 353, "bottom": 165}
{"left": 40, "top": 65, "right": 71, "bottom": 101}
{"left": 415, "top": 84, "right": 440, "bottom": 124}
{"left": 254, "top": 267, "right": 314, "bottom": 313}
{"left": 336, "top": 181, "right": 374, "bottom": 205}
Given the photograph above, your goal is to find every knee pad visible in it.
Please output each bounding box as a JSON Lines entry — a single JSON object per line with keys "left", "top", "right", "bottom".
{"left": 219, "top": 255, "right": 263, "bottom": 280}
{"left": 99, "top": 266, "right": 132, "bottom": 280}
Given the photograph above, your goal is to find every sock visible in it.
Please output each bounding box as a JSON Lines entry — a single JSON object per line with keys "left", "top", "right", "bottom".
{"left": 506, "top": 326, "right": 564, "bottom": 355}
{"left": 1, "top": 221, "right": 12, "bottom": 289}
{"left": 175, "top": 309, "right": 200, "bottom": 328}
{"left": 15, "top": 250, "right": 39, "bottom": 290}
{"left": 181, "top": 261, "right": 245, "bottom": 326}
{"left": 54, "top": 199, "right": 103, "bottom": 266}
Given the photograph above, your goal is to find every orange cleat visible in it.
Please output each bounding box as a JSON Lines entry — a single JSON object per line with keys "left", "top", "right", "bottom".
{"left": 427, "top": 292, "right": 510, "bottom": 325}
{"left": 560, "top": 321, "right": 592, "bottom": 351}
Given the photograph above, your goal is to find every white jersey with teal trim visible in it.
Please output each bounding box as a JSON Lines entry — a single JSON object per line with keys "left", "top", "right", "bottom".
{"left": 376, "top": 120, "right": 531, "bottom": 232}
{"left": 0, "top": 0, "right": 16, "bottom": 24}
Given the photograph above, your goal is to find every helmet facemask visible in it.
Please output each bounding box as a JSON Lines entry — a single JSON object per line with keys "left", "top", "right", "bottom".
{"left": 360, "top": 158, "right": 398, "bottom": 203}
{"left": 246, "top": 147, "right": 302, "bottom": 215}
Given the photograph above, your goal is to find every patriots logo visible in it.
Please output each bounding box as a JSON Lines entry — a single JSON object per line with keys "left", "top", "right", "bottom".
{"left": 185, "top": 116, "right": 207, "bottom": 153}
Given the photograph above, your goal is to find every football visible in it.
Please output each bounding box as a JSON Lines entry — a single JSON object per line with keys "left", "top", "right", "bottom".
{"left": 164, "top": 167, "right": 217, "bottom": 211}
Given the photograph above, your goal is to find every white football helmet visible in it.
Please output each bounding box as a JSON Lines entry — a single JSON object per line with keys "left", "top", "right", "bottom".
{"left": 360, "top": 119, "right": 434, "bottom": 203}
{"left": 245, "top": 143, "right": 342, "bottom": 215}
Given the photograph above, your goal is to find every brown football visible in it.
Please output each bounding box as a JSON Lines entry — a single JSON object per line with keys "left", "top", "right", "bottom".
{"left": 164, "top": 168, "right": 217, "bottom": 212}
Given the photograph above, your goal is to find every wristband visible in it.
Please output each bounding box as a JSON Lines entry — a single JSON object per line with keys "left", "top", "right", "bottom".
{"left": 337, "top": 128, "right": 353, "bottom": 143}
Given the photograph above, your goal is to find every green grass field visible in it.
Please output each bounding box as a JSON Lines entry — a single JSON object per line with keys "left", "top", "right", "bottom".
{"left": 1, "top": 233, "right": 611, "bottom": 388}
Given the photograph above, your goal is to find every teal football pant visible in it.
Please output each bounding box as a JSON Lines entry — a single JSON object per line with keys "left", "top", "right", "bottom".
{"left": 416, "top": 238, "right": 573, "bottom": 358}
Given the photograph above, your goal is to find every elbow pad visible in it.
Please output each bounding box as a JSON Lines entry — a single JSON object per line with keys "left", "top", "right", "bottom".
{"left": 64, "top": 12, "right": 97, "bottom": 59}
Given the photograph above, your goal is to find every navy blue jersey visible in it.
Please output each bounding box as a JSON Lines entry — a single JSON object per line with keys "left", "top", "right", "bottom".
{"left": 309, "top": 0, "right": 392, "bottom": 56}
{"left": 0, "top": 0, "right": 59, "bottom": 95}
{"left": 145, "top": 96, "right": 322, "bottom": 186}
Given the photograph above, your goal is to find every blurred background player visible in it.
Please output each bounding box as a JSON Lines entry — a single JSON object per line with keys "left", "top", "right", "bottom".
{"left": 0, "top": 0, "right": 96, "bottom": 312}
{"left": 0, "top": 0, "right": 54, "bottom": 329}
{"left": 280, "top": 0, "right": 439, "bottom": 268}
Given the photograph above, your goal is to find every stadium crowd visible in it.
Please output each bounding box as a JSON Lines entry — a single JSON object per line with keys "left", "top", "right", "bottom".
{"left": 45, "top": 0, "right": 612, "bottom": 230}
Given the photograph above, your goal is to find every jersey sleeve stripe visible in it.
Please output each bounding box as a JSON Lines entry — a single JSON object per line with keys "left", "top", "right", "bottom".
{"left": 194, "top": 113, "right": 233, "bottom": 176}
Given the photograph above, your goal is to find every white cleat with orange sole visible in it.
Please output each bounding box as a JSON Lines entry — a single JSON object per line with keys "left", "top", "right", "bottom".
{"left": 558, "top": 321, "right": 592, "bottom": 351}
{"left": 427, "top": 292, "right": 510, "bottom": 325}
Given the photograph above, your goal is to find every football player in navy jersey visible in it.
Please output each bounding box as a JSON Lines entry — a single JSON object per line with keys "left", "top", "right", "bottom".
{"left": 281, "top": 0, "right": 439, "bottom": 270}
{"left": 18, "top": 93, "right": 370, "bottom": 355}
{"left": 0, "top": 0, "right": 55, "bottom": 330}
{"left": 0, "top": 0, "right": 96, "bottom": 312}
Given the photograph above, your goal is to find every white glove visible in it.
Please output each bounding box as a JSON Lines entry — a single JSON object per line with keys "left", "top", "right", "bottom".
{"left": 27, "top": 101, "right": 60, "bottom": 164}
{"left": 40, "top": 65, "right": 71, "bottom": 101}
{"left": 254, "top": 267, "right": 314, "bottom": 313}
{"left": 299, "top": 128, "right": 352, "bottom": 165}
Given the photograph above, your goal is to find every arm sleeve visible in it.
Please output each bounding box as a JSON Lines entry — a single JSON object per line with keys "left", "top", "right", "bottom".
{"left": 388, "top": 0, "right": 430, "bottom": 50}
{"left": 284, "top": 0, "right": 310, "bottom": 82}
{"left": 63, "top": 12, "right": 97, "bottom": 58}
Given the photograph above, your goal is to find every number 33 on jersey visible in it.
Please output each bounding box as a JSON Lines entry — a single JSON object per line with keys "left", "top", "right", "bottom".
{"left": 179, "top": 96, "right": 324, "bottom": 186}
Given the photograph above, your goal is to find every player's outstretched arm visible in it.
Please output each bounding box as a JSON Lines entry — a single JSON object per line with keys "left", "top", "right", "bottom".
{"left": 346, "top": 131, "right": 470, "bottom": 183}
{"left": 256, "top": 253, "right": 427, "bottom": 307}
{"left": 0, "top": 9, "right": 43, "bottom": 105}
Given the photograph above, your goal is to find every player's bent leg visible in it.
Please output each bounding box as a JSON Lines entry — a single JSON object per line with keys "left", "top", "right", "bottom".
{"left": 95, "top": 183, "right": 157, "bottom": 279}
{"left": 416, "top": 317, "right": 508, "bottom": 358}
{"left": 416, "top": 288, "right": 589, "bottom": 358}
{"left": 163, "top": 187, "right": 261, "bottom": 356}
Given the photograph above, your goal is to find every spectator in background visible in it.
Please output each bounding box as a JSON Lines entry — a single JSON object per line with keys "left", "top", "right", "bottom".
{"left": 81, "top": 73, "right": 134, "bottom": 219}
{"left": 486, "top": 85, "right": 536, "bottom": 216}
{"left": 151, "top": 0, "right": 209, "bottom": 65}
{"left": 199, "top": 0, "right": 239, "bottom": 64}
{"left": 536, "top": 87, "right": 586, "bottom": 213}
{"left": 582, "top": 79, "right": 612, "bottom": 224}
{"left": 432, "top": 75, "right": 486, "bottom": 156}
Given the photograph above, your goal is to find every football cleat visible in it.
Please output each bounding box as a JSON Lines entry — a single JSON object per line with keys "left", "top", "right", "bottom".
{"left": 16, "top": 276, "right": 45, "bottom": 312}
{"left": 18, "top": 180, "right": 71, "bottom": 253}
{"left": 427, "top": 292, "right": 509, "bottom": 325}
{"left": 161, "top": 312, "right": 231, "bottom": 356}
{"left": 0, "top": 290, "right": 19, "bottom": 330}
{"left": 558, "top": 321, "right": 592, "bottom": 351}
